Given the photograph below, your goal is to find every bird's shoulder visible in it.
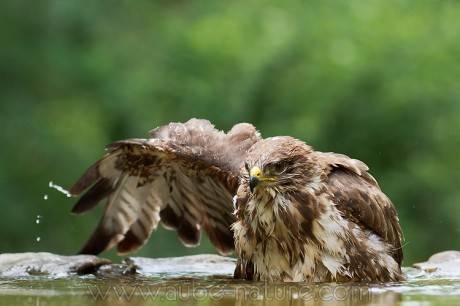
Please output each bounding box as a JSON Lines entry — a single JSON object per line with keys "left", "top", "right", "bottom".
{"left": 313, "top": 151, "right": 403, "bottom": 265}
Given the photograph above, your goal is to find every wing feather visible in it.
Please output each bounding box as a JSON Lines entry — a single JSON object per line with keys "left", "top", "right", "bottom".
{"left": 69, "top": 119, "right": 260, "bottom": 255}
{"left": 315, "top": 152, "right": 404, "bottom": 265}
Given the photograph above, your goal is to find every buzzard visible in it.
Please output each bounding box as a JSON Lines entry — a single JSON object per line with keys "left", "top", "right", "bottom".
{"left": 69, "top": 119, "right": 404, "bottom": 282}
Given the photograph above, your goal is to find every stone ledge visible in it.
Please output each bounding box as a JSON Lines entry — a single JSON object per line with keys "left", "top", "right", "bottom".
{"left": 0, "top": 252, "right": 110, "bottom": 277}
{"left": 413, "top": 250, "right": 460, "bottom": 276}
{"left": 0, "top": 252, "right": 235, "bottom": 278}
{"left": 2, "top": 251, "right": 460, "bottom": 279}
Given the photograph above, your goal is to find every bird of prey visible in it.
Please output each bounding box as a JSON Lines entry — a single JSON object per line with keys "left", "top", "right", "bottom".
{"left": 69, "top": 118, "right": 404, "bottom": 282}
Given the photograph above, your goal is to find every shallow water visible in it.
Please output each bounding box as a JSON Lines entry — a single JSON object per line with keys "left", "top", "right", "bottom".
{"left": 1, "top": 266, "right": 459, "bottom": 306}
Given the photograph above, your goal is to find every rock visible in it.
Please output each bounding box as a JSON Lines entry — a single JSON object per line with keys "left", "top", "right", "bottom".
{"left": 0, "top": 252, "right": 111, "bottom": 277}
{"left": 95, "top": 258, "right": 137, "bottom": 278}
{"left": 128, "top": 254, "right": 236, "bottom": 277}
{"left": 413, "top": 250, "right": 460, "bottom": 276}
{"left": 0, "top": 253, "right": 235, "bottom": 278}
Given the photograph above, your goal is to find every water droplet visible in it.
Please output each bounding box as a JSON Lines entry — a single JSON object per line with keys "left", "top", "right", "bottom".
{"left": 49, "top": 181, "right": 71, "bottom": 197}
{"left": 36, "top": 215, "right": 42, "bottom": 224}
{"left": 36, "top": 237, "right": 41, "bottom": 242}
{"left": 44, "top": 194, "right": 48, "bottom": 200}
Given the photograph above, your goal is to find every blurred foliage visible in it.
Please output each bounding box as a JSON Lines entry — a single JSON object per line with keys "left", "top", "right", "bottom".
{"left": 1, "top": 0, "right": 459, "bottom": 266}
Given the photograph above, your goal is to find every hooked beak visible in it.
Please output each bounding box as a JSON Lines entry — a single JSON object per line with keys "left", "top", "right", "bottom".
{"left": 249, "top": 175, "right": 260, "bottom": 193}
{"left": 249, "top": 166, "right": 274, "bottom": 192}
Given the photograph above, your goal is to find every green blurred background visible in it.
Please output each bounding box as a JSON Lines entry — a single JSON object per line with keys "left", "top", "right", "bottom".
{"left": 1, "top": 1, "right": 459, "bottom": 266}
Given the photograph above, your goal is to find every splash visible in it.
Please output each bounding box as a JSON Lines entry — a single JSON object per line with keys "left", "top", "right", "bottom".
{"left": 35, "top": 215, "right": 43, "bottom": 242}
{"left": 49, "top": 181, "right": 72, "bottom": 197}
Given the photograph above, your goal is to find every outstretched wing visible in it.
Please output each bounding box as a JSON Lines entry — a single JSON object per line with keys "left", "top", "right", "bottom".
{"left": 69, "top": 119, "right": 261, "bottom": 255}
{"left": 315, "top": 152, "right": 404, "bottom": 265}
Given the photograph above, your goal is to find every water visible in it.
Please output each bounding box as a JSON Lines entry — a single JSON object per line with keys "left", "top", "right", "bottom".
{"left": 0, "top": 267, "right": 459, "bottom": 305}
{"left": 48, "top": 181, "right": 71, "bottom": 197}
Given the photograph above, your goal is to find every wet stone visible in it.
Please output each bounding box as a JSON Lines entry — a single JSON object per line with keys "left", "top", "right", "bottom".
{"left": 0, "top": 253, "right": 236, "bottom": 278}
{"left": 127, "top": 254, "right": 236, "bottom": 277}
{"left": 0, "top": 252, "right": 111, "bottom": 277}
{"left": 2, "top": 251, "right": 460, "bottom": 280}
{"left": 94, "top": 258, "right": 137, "bottom": 278}
{"left": 413, "top": 250, "right": 460, "bottom": 276}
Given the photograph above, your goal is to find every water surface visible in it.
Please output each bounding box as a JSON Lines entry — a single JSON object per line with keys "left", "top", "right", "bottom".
{"left": 1, "top": 265, "right": 459, "bottom": 306}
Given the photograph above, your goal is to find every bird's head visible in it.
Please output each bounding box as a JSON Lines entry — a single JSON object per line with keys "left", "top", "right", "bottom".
{"left": 244, "top": 136, "right": 317, "bottom": 194}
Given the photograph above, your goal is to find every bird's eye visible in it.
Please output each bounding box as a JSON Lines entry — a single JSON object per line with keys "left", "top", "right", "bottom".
{"left": 274, "top": 161, "right": 286, "bottom": 172}
{"left": 267, "top": 160, "right": 287, "bottom": 174}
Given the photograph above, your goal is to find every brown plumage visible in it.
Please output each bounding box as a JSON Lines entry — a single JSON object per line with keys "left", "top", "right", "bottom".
{"left": 69, "top": 119, "right": 404, "bottom": 282}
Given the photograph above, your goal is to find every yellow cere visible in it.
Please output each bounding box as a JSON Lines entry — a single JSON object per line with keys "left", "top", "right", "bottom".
{"left": 250, "top": 166, "right": 275, "bottom": 181}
